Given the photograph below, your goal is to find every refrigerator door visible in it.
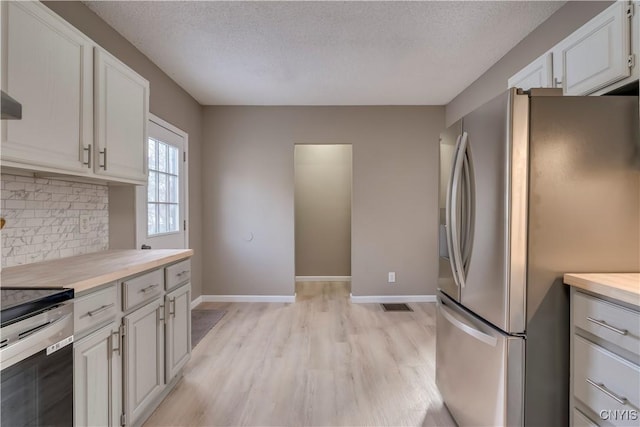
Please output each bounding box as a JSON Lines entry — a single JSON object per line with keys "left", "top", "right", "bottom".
{"left": 438, "top": 120, "right": 462, "bottom": 301}
{"left": 436, "top": 291, "right": 524, "bottom": 426}
{"left": 458, "top": 88, "right": 529, "bottom": 333}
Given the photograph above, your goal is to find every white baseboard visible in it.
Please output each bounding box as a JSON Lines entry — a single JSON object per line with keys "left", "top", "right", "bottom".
{"left": 190, "top": 295, "right": 203, "bottom": 309}
{"left": 295, "top": 276, "right": 352, "bottom": 282}
{"left": 201, "top": 295, "right": 296, "bottom": 303}
{"left": 349, "top": 294, "right": 437, "bottom": 303}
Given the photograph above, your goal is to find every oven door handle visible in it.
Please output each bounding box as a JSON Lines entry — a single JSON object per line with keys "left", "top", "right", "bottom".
{"left": 0, "top": 306, "right": 74, "bottom": 371}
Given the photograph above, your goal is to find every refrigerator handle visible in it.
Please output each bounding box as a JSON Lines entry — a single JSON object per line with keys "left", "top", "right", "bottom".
{"left": 439, "top": 298, "right": 498, "bottom": 347}
{"left": 446, "top": 134, "right": 463, "bottom": 288}
{"left": 462, "top": 144, "right": 475, "bottom": 271}
{"left": 451, "top": 132, "right": 468, "bottom": 288}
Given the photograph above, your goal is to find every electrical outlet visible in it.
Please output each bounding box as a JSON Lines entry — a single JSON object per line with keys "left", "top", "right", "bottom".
{"left": 79, "top": 214, "right": 91, "bottom": 234}
{"left": 388, "top": 272, "right": 396, "bottom": 283}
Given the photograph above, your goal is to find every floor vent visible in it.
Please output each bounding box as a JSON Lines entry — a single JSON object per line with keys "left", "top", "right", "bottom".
{"left": 381, "top": 303, "right": 413, "bottom": 312}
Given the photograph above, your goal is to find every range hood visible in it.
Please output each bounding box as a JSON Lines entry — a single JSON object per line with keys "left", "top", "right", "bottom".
{"left": 1, "top": 90, "right": 22, "bottom": 120}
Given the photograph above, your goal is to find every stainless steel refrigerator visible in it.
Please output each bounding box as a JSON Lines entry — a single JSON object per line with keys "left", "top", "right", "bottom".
{"left": 436, "top": 88, "right": 640, "bottom": 426}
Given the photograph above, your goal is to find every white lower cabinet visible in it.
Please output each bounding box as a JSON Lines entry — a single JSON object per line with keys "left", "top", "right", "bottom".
{"left": 73, "top": 260, "right": 192, "bottom": 427}
{"left": 74, "top": 321, "right": 122, "bottom": 427}
{"left": 124, "top": 297, "right": 165, "bottom": 426}
{"left": 165, "top": 283, "right": 192, "bottom": 382}
{"left": 570, "top": 288, "right": 640, "bottom": 427}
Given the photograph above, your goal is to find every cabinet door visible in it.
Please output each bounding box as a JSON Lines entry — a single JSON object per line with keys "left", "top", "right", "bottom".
{"left": 124, "top": 297, "right": 165, "bottom": 425}
{"left": 508, "top": 52, "right": 553, "bottom": 90}
{"left": 550, "top": 44, "right": 564, "bottom": 89}
{"left": 74, "top": 322, "right": 122, "bottom": 427}
{"left": 94, "top": 48, "right": 149, "bottom": 183}
{"left": 166, "top": 283, "right": 191, "bottom": 381}
{"left": 556, "top": 1, "right": 632, "bottom": 95}
{"left": 1, "top": 1, "right": 93, "bottom": 173}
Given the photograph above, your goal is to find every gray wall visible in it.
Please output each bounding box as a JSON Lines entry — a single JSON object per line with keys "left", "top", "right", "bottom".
{"left": 446, "top": 1, "right": 613, "bottom": 126}
{"left": 202, "top": 106, "right": 444, "bottom": 297}
{"left": 44, "top": 1, "right": 204, "bottom": 299}
{"left": 294, "top": 144, "right": 352, "bottom": 277}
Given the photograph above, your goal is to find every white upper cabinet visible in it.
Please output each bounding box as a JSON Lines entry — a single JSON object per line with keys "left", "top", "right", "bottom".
{"left": 0, "top": 1, "right": 149, "bottom": 185}
{"left": 509, "top": 2, "right": 637, "bottom": 96}
{"left": 508, "top": 52, "right": 553, "bottom": 90}
{"left": 554, "top": 1, "right": 633, "bottom": 95}
{"left": 94, "top": 48, "right": 149, "bottom": 184}
{"left": 1, "top": 1, "right": 93, "bottom": 173}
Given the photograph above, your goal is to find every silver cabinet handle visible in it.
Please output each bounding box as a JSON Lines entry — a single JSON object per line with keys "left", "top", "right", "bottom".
{"left": 86, "top": 303, "right": 115, "bottom": 317}
{"left": 586, "top": 317, "right": 628, "bottom": 335}
{"left": 99, "top": 147, "right": 108, "bottom": 170}
{"left": 83, "top": 144, "right": 92, "bottom": 168}
{"left": 169, "top": 298, "right": 176, "bottom": 317}
{"left": 553, "top": 77, "right": 562, "bottom": 88}
{"left": 158, "top": 304, "right": 165, "bottom": 321}
{"left": 111, "top": 330, "right": 120, "bottom": 356}
{"left": 586, "top": 378, "right": 628, "bottom": 405}
{"left": 176, "top": 270, "right": 189, "bottom": 277}
{"left": 140, "top": 283, "right": 160, "bottom": 293}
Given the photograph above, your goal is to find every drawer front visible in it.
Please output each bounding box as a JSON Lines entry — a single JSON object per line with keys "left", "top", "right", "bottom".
{"left": 574, "top": 291, "right": 640, "bottom": 356}
{"left": 122, "top": 269, "right": 164, "bottom": 311}
{"left": 573, "top": 408, "right": 599, "bottom": 427}
{"left": 165, "top": 259, "right": 191, "bottom": 290}
{"left": 74, "top": 284, "right": 118, "bottom": 334}
{"left": 574, "top": 336, "right": 640, "bottom": 426}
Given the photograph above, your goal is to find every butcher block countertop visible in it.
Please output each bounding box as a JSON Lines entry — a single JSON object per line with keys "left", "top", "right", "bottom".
{"left": 564, "top": 273, "right": 640, "bottom": 307}
{"left": 0, "top": 249, "right": 193, "bottom": 294}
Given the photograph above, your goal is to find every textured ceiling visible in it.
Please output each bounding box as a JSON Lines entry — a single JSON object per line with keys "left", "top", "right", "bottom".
{"left": 83, "top": 1, "right": 565, "bottom": 106}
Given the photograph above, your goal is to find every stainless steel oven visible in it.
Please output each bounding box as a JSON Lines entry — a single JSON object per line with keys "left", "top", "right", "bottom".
{"left": 1, "top": 288, "right": 74, "bottom": 427}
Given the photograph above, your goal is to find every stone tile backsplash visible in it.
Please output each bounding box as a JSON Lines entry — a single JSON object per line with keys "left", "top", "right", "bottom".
{"left": 1, "top": 174, "right": 108, "bottom": 268}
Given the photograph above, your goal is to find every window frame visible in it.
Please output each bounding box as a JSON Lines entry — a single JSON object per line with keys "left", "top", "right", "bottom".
{"left": 146, "top": 138, "right": 181, "bottom": 237}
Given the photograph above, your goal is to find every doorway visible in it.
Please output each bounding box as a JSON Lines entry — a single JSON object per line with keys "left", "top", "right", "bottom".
{"left": 135, "top": 114, "right": 188, "bottom": 249}
{"left": 294, "top": 144, "right": 352, "bottom": 296}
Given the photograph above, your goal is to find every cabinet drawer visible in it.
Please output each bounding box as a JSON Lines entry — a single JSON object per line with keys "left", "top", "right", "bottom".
{"left": 74, "top": 284, "right": 118, "bottom": 334}
{"left": 165, "top": 259, "right": 191, "bottom": 290}
{"left": 122, "top": 269, "right": 164, "bottom": 311}
{"left": 574, "top": 336, "right": 640, "bottom": 426}
{"left": 573, "top": 407, "right": 599, "bottom": 427}
{"left": 574, "top": 291, "right": 640, "bottom": 356}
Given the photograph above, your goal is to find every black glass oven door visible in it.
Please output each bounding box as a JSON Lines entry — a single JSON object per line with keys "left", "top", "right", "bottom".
{"left": 1, "top": 344, "right": 73, "bottom": 427}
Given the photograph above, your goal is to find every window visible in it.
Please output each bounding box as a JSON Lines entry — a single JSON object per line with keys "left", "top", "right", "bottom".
{"left": 147, "top": 138, "right": 180, "bottom": 235}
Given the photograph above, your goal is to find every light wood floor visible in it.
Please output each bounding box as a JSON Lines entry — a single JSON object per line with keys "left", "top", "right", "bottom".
{"left": 144, "top": 282, "right": 455, "bottom": 427}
